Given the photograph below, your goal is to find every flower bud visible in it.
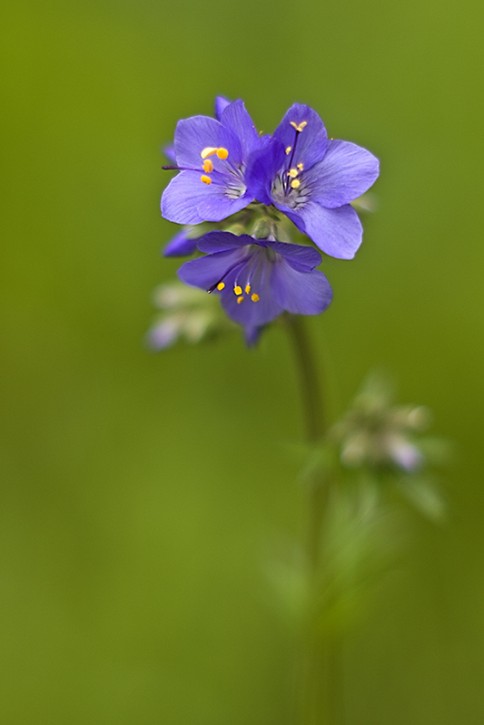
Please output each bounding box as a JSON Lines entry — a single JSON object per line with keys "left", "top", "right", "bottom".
{"left": 147, "top": 281, "right": 235, "bottom": 349}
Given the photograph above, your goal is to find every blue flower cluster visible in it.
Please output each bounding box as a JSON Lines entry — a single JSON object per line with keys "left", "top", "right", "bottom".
{"left": 160, "top": 97, "right": 379, "bottom": 343}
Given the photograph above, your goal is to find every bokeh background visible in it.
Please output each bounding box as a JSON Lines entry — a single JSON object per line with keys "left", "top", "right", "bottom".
{"left": 1, "top": 0, "right": 483, "bottom": 722}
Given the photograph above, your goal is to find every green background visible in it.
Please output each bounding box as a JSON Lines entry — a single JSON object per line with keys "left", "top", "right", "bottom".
{"left": 1, "top": 0, "right": 483, "bottom": 722}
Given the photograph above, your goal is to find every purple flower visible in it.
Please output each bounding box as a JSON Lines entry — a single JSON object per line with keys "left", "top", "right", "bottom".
{"left": 247, "top": 103, "right": 379, "bottom": 259}
{"left": 161, "top": 100, "right": 266, "bottom": 226}
{"left": 178, "top": 231, "right": 332, "bottom": 341}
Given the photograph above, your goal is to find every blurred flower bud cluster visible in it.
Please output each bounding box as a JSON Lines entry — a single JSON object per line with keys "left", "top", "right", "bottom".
{"left": 148, "top": 281, "right": 235, "bottom": 350}
{"left": 332, "top": 374, "right": 431, "bottom": 473}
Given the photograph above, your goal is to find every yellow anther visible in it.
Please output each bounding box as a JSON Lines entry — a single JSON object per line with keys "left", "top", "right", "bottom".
{"left": 287, "top": 168, "right": 299, "bottom": 178}
{"left": 202, "top": 159, "right": 214, "bottom": 173}
{"left": 251, "top": 293, "right": 260, "bottom": 303}
{"left": 216, "top": 282, "right": 225, "bottom": 291}
{"left": 290, "top": 179, "right": 301, "bottom": 189}
{"left": 201, "top": 146, "right": 229, "bottom": 161}
{"left": 200, "top": 174, "right": 212, "bottom": 185}
{"left": 244, "top": 283, "right": 251, "bottom": 294}
{"left": 297, "top": 162, "right": 304, "bottom": 171}
{"left": 237, "top": 296, "right": 244, "bottom": 304}
{"left": 216, "top": 147, "right": 229, "bottom": 160}
{"left": 233, "top": 285, "right": 242, "bottom": 296}
{"left": 201, "top": 147, "right": 217, "bottom": 159}
{"left": 285, "top": 146, "right": 292, "bottom": 155}
{"left": 290, "top": 120, "right": 308, "bottom": 133}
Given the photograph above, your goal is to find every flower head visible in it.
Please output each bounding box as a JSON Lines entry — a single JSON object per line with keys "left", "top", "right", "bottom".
{"left": 161, "top": 100, "right": 266, "bottom": 226}
{"left": 178, "top": 231, "right": 333, "bottom": 342}
{"left": 247, "top": 103, "right": 379, "bottom": 259}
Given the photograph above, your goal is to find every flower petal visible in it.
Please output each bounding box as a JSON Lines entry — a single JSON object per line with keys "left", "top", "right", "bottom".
{"left": 245, "top": 139, "right": 287, "bottom": 205}
{"left": 273, "top": 103, "right": 328, "bottom": 169}
{"left": 162, "top": 171, "right": 251, "bottom": 224}
{"left": 174, "top": 115, "right": 242, "bottom": 168}
{"left": 162, "top": 172, "right": 209, "bottom": 224}
{"left": 244, "top": 326, "right": 263, "bottom": 346}
{"left": 284, "top": 202, "right": 363, "bottom": 259}
{"left": 220, "top": 100, "right": 262, "bottom": 158}
{"left": 272, "top": 263, "right": 333, "bottom": 314}
{"left": 178, "top": 249, "right": 244, "bottom": 290}
{"left": 214, "top": 95, "right": 231, "bottom": 119}
{"left": 265, "top": 240, "right": 322, "bottom": 271}
{"left": 197, "top": 233, "right": 322, "bottom": 272}
{"left": 163, "top": 229, "right": 198, "bottom": 257}
{"left": 197, "top": 231, "right": 255, "bottom": 254}
{"left": 163, "top": 144, "right": 176, "bottom": 163}
{"left": 307, "top": 140, "right": 380, "bottom": 208}
{"left": 195, "top": 185, "right": 251, "bottom": 222}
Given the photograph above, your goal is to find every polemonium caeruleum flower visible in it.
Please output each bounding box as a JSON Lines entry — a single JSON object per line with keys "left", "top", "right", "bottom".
{"left": 162, "top": 100, "right": 267, "bottom": 226}
{"left": 247, "top": 103, "right": 379, "bottom": 259}
{"left": 158, "top": 98, "right": 379, "bottom": 343}
{"left": 178, "top": 231, "right": 333, "bottom": 342}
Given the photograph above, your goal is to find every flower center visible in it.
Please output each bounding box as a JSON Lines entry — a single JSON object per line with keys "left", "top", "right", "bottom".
{"left": 270, "top": 119, "right": 308, "bottom": 207}
{"left": 207, "top": 250, "right": 261, "bottom": 303}
{"left": 232, "top": 282, "right": 260, "bottom": 304}
{"left": 212, "top": 279, "right": 260, "bottom": 305}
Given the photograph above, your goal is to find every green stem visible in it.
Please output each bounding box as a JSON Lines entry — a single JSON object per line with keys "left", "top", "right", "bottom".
{"left": 285, "top": 314, "right": 325, "bottom": 445}
{"left": 285, "top": 315, "right": 338, "bottom": 725}
{"left": 285, "top": 315, "right": 327, "bottom": 571}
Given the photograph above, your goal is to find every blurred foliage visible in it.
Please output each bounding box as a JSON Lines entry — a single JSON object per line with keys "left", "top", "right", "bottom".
{"left": 1, "top": 0, "right": 484, "bottom": 723}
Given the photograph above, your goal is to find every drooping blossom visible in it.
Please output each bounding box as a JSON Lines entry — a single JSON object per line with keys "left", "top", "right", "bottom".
{"left": 178, "top": 231, "right": 332, "bottom": 342}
